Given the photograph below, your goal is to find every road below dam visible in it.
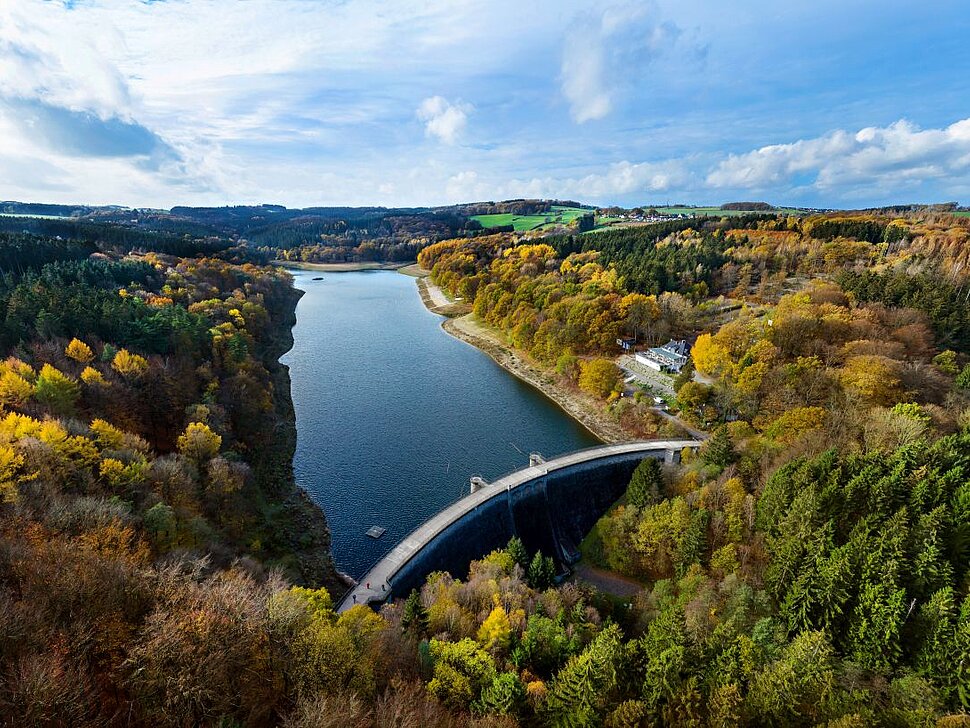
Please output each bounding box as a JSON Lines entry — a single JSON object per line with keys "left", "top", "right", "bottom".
{"left": 340, "top": 440, "right": 699, "bottom": 611}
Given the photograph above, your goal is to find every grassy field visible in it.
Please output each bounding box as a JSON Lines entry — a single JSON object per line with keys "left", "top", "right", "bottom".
{"left": 472, "top": 206, "right": 591, "bottom": 232}
{"left": 951, "top": 211, "right": 970, "bottom": 217}
{"left": 474, "top": 204, "right": 810, "bottom": 234}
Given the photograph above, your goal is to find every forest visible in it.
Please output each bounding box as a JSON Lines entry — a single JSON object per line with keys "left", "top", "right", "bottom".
{"left": 1, "top": 208, "right": 970, "bottom": 725}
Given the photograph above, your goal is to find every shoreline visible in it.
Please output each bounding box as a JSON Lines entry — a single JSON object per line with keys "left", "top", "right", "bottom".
{"left": 274, "top": 260, "right": 411, "bottom": 272}
{"left": 408, "top": 270, "right": 628, "bottom": 443}
{"left": 441, "top": 316, "right": 627, "bottom": 443}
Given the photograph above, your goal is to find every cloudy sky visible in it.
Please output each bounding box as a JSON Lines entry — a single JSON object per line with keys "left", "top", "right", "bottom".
{"left": 1, "top": 0, "right": 969, "bottom": 208}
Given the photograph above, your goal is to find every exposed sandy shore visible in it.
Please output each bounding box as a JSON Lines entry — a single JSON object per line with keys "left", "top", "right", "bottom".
{"left": 415, "top": 275, "right": 473, "bottom": 317}
{"left": 407, "top": 271, "right": 626, "bottom": 442}
{"left": 274, "top": 260, "right": 412, "bottom": 272}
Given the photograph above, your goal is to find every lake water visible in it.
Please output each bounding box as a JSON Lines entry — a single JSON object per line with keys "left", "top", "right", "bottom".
{"left": 283, "top": 269, "right": 599, "bottom": 578}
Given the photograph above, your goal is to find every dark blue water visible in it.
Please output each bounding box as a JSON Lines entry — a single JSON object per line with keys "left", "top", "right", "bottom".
{"left": 283, "top": 269, "right": 599, "bottom": 578}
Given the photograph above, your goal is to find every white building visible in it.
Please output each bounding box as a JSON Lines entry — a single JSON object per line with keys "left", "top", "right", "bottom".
{"left": 634, "top": 340, "right": 689, "bottom": 373}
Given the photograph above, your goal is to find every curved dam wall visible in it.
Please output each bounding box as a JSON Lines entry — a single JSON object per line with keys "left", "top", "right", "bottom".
{"left": 339, "top": 440, "right": 699, "bottom": 611}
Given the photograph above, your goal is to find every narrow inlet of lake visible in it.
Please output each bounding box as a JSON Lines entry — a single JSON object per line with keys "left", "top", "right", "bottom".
{"left": 283, "top": 269, "right": 599, "bottom": 578}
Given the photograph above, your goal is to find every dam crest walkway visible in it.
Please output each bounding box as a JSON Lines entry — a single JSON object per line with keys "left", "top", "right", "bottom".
{"left": 338, "top": 439, "right": 700, "bottom": 612}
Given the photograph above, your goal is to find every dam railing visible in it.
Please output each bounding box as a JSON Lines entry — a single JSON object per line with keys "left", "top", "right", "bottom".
{"left": 338, "top": 439, "right": 700, "bottom": 611}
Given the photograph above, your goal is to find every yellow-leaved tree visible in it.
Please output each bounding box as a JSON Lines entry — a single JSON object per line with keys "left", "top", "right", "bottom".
{"left": 0, "top": 370, "right": 34, "bottom": 407}
{"left": 177, "top": 422, "right": 221, "bottom": 461}
{"left": 691, "top": 333, "right": 732, "bottom": 377}
{"left": 839, "top": 355, "right": 903, "bottom": 406}
{"left": 0, "top": 444, "right": 28, "bottom": 502}
{"left": 112, "top": 349, "right": 149, "bottom": 379}
{"left": 578, "top": 358, "right": 620, "bottom": 399}
{"left": 80, "top": 366, "right": 105, "bottom": 385}
{"left": 65, "top": 338, "right": 94, "bottom": 363}
{"left": 477, "top": 596, "right": 512, "bottom": 652}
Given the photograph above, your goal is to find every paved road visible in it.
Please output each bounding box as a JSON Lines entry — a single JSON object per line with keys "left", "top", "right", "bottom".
{"left": 616, "top": 356, "right": 708, "bottom": 441}
{"left": 618, "top": 355, "right": 676, "bottom": 396}
{"left": 570, "top": 563, "right": 643, "bottom": 598}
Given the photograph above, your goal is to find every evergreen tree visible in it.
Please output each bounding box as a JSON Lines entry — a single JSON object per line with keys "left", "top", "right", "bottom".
{"left": 543, "top": 624, "right": 623, "bottom": 727}
{"left": 528, "top": 551, "right": 556, "bottom": 590}
{"left": 402, "top": 589, "right": 429, "bottom": 636}
{"left": 627, "top": 457, "right": 664, "bottom": 508}
{"left": 956, "top": 363, "right": 970, "bottom": 390}
{"left": 506, "top": 536, "right": 529, "bottom": 570}
{"left": 473, "top": 672, "right": 525, "bottom": 716}
{"left": 703, "top": 426, "right": 737, "bottom": 469}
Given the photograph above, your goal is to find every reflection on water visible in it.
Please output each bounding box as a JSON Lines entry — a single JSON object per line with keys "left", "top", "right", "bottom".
{"left": 282, "top": 269, "right": 598, "bottom": 577}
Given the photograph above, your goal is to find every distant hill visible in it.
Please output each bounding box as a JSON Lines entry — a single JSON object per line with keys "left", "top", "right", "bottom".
{"left": 720, "top": 201, "right": 774, "bottom": 211}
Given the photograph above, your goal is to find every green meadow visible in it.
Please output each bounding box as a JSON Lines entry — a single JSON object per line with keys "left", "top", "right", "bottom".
{"left": 471, "top": 206, "right": 591, "bottom": 231}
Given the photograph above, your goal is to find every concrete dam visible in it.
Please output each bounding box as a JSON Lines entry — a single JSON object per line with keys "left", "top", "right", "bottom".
{"left": 338, "top": 440, "right": 700, "bottom": 611}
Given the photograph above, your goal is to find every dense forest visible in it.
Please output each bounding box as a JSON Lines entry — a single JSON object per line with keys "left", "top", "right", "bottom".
{"left": 2, "top": 207, "right": 970, "bottom": 725}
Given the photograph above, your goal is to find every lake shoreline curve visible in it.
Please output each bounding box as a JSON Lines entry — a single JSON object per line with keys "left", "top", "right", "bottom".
{"left": 407, "top": 270, "right": 627, "bottom": 444}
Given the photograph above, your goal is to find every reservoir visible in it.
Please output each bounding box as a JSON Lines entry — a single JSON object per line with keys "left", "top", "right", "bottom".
{"left": 283, "top": 269, "right": 599, "bottom": 578}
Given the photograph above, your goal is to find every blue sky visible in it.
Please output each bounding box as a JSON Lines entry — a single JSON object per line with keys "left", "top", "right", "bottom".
{"left": 1, "top": 0, "right": 969, "bottom": 208}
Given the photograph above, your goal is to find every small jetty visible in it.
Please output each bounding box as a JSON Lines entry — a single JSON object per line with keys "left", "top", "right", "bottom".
{"left": 366, "top": 526, "right": 387, "bottom": 539}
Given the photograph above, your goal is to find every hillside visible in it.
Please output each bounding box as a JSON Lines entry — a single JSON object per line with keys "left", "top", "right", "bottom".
{"left": 1, "top": 206, "right": 969, "bottom": 725}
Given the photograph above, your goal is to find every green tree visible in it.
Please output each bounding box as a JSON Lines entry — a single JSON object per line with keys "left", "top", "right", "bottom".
{"left": 473, "top": 672, "right": 525, "bottom": 716}
{"left": 528, "top": 552, "right": 556, "bottom": 590}
{"left": 703, "top": 426, "right": 737, "bottom": 469}
{"left": 143, "top": 502, "right": 177, "bottom": 551}
{"left": 515, "top": 613, "right": 577, "bottom": 676}
{"left": 956, "top": 363, "right": 970, "bottom": 390}
{"left": 746, "top": 630, "right": 836, "bottom": 725}
{"left": 402, "top": 589, "right": 429, "bottom": 636}
{"left": 932, "top": 349, "right": 959, "bottom": 375}
{"left": 506, "top": 536, "right": 529, "bottom": 570}
{"left": 427, "top": 638, "right": 497, "bottom": 711}
{"left": 543, "top": 624, "right": 623, "bottom": 727}
{"left": 33, "top": 363, "right": 79, "bottom": 415}
{"left": 627, "top": 457, "right": 663, "bottom": 508}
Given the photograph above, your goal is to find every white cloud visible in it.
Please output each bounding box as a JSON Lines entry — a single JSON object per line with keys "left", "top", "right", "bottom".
{"left": 438, "top": 159, "right": 690, "bottom": 205}
{"left": 0, "top": 1, "right": 131, "bottom": 119}
{"left": 573, "top": 160, "right": 690, "bottom": 196}
{"left": 560, "top": 2, "right": 684, "bottom": 123}
{"left": 560, "top": 32, "right": 611, "bottom": 123}
{"left": 417, "top": 96, "right": 471, "bottom": 145}
{"left": 707, "top": 118, "right": 970, "bottom": 191}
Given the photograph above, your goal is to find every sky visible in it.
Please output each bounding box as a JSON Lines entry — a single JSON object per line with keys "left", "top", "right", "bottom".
{"left": 1, "top": 0, "right": 969, "bottom": 209}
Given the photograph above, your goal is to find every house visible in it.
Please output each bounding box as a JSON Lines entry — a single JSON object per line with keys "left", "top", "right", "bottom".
{"left": 634, "top": 339, "right": 690, "bottom": 373}
{"left": 616, "top": 336, "right": 635, "bottom": 352}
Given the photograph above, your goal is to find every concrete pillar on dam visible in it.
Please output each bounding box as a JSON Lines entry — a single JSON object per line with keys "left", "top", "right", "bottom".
{"left": 469, "top": 475, "right": 488, "bottom": 494}
{"left": 529, "top": 452, "right": 546, "bottom": 467}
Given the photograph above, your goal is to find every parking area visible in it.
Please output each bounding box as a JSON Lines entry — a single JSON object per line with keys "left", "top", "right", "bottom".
{"left": 617, "top": 354, "right": 677, "bottom": 398}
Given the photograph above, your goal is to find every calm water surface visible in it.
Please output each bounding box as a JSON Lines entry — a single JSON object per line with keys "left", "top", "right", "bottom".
{"left": 283, "top": 269, "right": 598, "bottom": 578}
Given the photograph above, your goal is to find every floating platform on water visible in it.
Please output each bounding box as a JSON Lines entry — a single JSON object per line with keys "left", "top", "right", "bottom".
{"left": 366, "top": 526, "right": 387, "bottom": 539}
{"left": 312, "top": 276, "right": 324, "bottom": 281}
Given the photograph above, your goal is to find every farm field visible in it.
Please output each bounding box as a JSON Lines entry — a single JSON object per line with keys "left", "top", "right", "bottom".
{"left": 471, "top": 205, "right": 590, "bottom": 231}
